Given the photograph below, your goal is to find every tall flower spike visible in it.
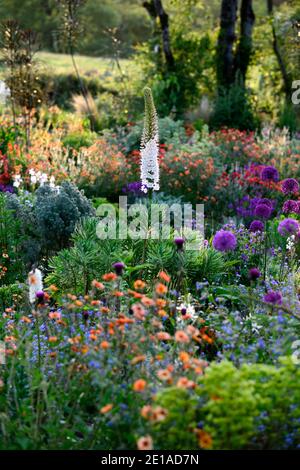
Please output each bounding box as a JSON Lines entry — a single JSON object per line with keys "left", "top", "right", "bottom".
{"left": 28, "top": 268, "right": 43, "bottom": 304}
{"left": 140, "top": 87, "right": 159, "bottom": 193}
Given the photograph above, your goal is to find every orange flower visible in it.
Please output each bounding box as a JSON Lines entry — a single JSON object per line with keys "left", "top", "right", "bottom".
{"left": 157, "top": 369, "right": 172, "bottom": 381}
{"left": 152, "top": 406, "right": 168, "bottom": 422}
{"left": 141, "top": 296, "right": 155, "bottom": 307}
{"left": 100, "top": 403, "right": 113, "bottom": 414}
{"left": 48, "top": 284, "right": 58, "bottom": 292}
{"left": 92, "top": 279, "right": 105, "bottom": 290}
{"left": 158, "top": 309, "right": 168, "bottom": 318}
{"left": 132, "top": 303, "right": 146, "bottom": 320}
{"left": 141, "top": 405, "right": 152, "bottom": 419}
{"left": 133, "top": 379, "right": 147, "bottom": 392}
{"left": 48, "top": 336, "right": 58, "bottom": 343}
{"left": 155, "top": 283, "right": 168, "bottom": 295}
{"left": 102, "top": 272, "right": 117, "bottom": 282}
{"left": 49, "top": 311, "right": 61, "bottom": 320}
{"left": 101, "top": 307, "right": 110, "bottom": 314}
{"left": 21, "top": 316, "right": 31, "bottom": 323}
{"left": 131, "top": 355, "right": 146, "bottom": 365}
{"left": 176, "top": 377, "right": 195, "bottom": 389}
{"left": 179, "top": 351, "right": 190, "bottom": 363}
{"left": 175, "top": 330, "right": 190, "bottom": 343}
{"left": 159, "top": 271, "right": 170, "bottom": 283}
{"left": 156, "top": 298, "right": 167, "bottom": 308}
{"left": 156, "top": 331, "right": 171, "bottom": 341}
{"left": 100, "top": 341, "right": 110, "bottom": 349}
{"left": 75, "top": 300, "right": 83, "bottom": 307}
{"left": 137, "top": 435, "right": 153, "bottom": 450}
{"left": 197, "top": 430, "right": 213, "bottom": 449}
{"left": 134, "top": 280, "right": 146, "bottom": 290}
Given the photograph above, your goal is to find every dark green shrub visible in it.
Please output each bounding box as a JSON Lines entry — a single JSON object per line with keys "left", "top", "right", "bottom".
{"left": 210, "top": 82, "right": 260, "bottom": 131}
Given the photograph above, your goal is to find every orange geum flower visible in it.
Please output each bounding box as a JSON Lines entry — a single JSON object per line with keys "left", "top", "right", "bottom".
{"left": 141, "top": 405, "right": 152, "bottom": 419}
{"left": 100, "top": 341, "right": 110, "bottom": 349}
{"left": 92, "top": 279, "right": 105, "bottom": 290}
{"left": 176, "top": 377, "right": 195, "bottom": 389}
{"left": 133, "top": 379, "right": 147, "bottom": 392}
{"left": 157, "top": 369, "right": 172, "bottom": 381}
{"left": 197, "top": 430, "right": 213, "bottom": 449}
{"left": 156, "top": 298, "right": 167, "bottom": 308}
{"left": 113, "top": 290, "right": 124, "bottom": 297}
{"left": 158, "top": 309, "right": 168, "bottom": 318}
{"left": 48, "top": 284, "right": 58, "bottom": 292}
{"left": 134, "top": 280, "right": 146, "bottom": 290}
{"left": 100, "top": 307, "right": 110, "bottom": 314}
{"left": 49, "top": 311, "right": 61, "bottom": 320}
{"left": 74, "top": 300, "right": 83, "bottom": 307}
{"left": 100, "top": 403, "right": 113, "bottom": 414}
{"left": 21, "top": 316, "right": 31, "bottom": 323}
{"left": 137, "top": 435, "right": 153, "bottom": 450}
{"left": 152, "top": 406, "right": 168, "bottom": 423}
{"left": 91, "top": 300, "right": 101, "bottom": 306}
{"left": 155, "top": 283, "right": 168, "bottom": 295}
{"left": 141, "top": 296, "right": 155, "bottom": 307}
{"left": 175, "top": 330, "right": 190, "bottom": 343}
{"left": 156, "top": 332, "right": 171, "bottom": 341}
{"left": 48, "top": 336, "right": 58, "bottom": 343}
{"left": 159, "top": 271, "right": 170, "bottom": 283}
{"left": 179, "top": 351, "right": 190, "bottom": 363}
{"left": 131, "top": 355, "right": 146, "bottom": 365}
{"left": 102, "top": 272, "right": 117, "bottom": 282}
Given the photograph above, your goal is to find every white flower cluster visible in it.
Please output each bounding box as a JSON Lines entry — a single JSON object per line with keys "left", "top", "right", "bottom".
{"left": 141, "top": 137, "right": 160, "bottom": 193}
{"left": 13, "top": 170, "right": 58, "bottom": 190}
{"left": 287, "top": 234, "right": 296, "bottom": 252}
{"left": 0, "top": 80, "right": 10, "bottom": 104}
{"left": 28, "top": 268, "right": 43, "bottom": 304}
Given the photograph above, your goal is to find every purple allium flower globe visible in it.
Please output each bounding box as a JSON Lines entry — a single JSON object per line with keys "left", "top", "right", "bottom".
{"left": 260, "top": 166, "right": 279, "bottom": 182}
{"left": 213, "top": 230, "right": 237, "bottom": 252}
{"left": 264, "top": 290, "right": 282, "bottom": 305}
{"left": 281, "top": 178, "right": 299, "bottom": 195}
{"left": 249, "top": 268, "right": 261, "bottom": 281}
{"left": 249, "top": 220, "right": 264, "bottom": 233}
{"left": 278, "top": 218, "right": 300, "bottom": 237}
{"left": 112, "top": 262, "right": 125, "bottom": 276}
{"left": 35, "top": 290, "right": 45, "bottom": 300}
{"left": 254, "top": 203, "right": 272, "bottom": 219}
{"left": 282, "top": 200, "right": 299, "bottom": 214}
{"left": 174, "top": 237, "right": 185, "bottom": 251}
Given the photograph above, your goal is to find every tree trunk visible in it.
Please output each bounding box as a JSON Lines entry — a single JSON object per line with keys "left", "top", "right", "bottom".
{"left": 234, "top": 0, "right": 255, "bottom": 83}
{"left": 267, "top": 0, "right": 292, "bottom": 100}
{"left": 216, "top": 0, "right": 238, "bottom": 88}
{"left": 143, "top": 0, "right": 175, "bottom": 69}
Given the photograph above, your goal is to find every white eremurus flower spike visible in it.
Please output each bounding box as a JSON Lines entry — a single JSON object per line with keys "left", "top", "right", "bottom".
{"left": 28, "top": 268, "right": 43, "bottom": 304}
{"left": 140, "top": 87, "right": 160, "bottom": 193}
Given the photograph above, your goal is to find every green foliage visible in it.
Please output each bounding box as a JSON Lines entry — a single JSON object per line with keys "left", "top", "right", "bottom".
{"left": 154, "top": 358, "right": 300, "bottom": 450}
{"left": 210, "top": 82, "right": 259, "bottom": 131}
{"left": 62, "top": 130, "right": 96, "bottom": 150}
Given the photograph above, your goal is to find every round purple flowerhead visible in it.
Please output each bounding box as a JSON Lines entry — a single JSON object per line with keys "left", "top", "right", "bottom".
{"left": 282, "top": 200, "right": 299, "bottom": 214}
{"left": 213, "top": 230, "right": 237, "bottom": 252}
{"left": 249, "top": 268, "right": 261, "bottom": 281}
{"left": 260, "top": 166, "right": 279, "bottom": 182}
{"left": 36, "top": 290, "right": 45, "bottom": 300}
{"left": 281, "top": 178, "right": 299, "bottom": 195}
{"left": 254, "top": 203, "right": 272, "bottom": 219}
{"left": 278, "top": 218, "right": 300, "bottom": 237}
{"left": 112, "top": 262, "right": 125, "bottom": 276}
{"left": 264, "top": 290, "right": 282, "bottom": 305}
{"left": 174, "top": 237, "right": 185, "bottom": 251}
{"left": 249, "top": 220, "right": 264, "bottom": 233}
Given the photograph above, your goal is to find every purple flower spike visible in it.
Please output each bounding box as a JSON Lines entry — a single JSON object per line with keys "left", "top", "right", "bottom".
{"left": 264, "top": 290, "right": 282, "bottom": 305}
{"left": 281, "top": 178, "right": 299, "bottom": 195}
{"left": 278, "top": 218, "right": 300, "bottom": 237}
{"left": 213, "top": 230, "right": 237, "bottom": 252}
{"left": 112, "top": 262, "right": 125, "bottom": 276}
